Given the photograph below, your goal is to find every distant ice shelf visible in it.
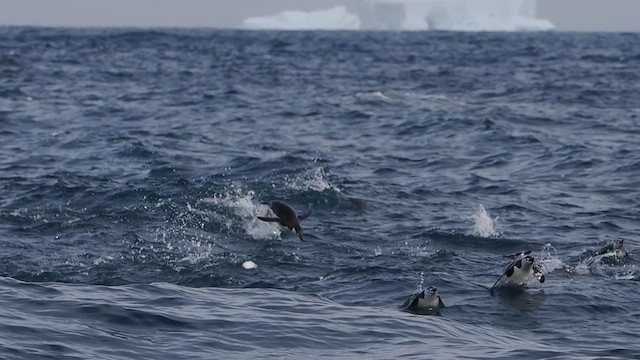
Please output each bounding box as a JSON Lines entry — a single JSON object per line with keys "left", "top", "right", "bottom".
{"left": 244, "top": 6, "right": 360, "bottom": 30}
{"left": 242, "top": 0, "right": 553, "bottom": 31}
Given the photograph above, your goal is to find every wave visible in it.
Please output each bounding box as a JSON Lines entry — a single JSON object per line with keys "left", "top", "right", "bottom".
{"left": 0, "top": 278, "right": 566, "bottom": 359}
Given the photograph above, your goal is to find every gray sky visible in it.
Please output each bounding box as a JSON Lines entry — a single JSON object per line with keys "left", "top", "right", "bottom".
{"left": 538, "top": 0, "right": 640, "bottom": 32}
{"left": 0, "top": 0, "right": 638, "bottom": 32}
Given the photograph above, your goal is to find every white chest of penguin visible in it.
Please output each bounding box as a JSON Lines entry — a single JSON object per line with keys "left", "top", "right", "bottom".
{"left": 503, "top": 264, "right": 536, "bottom": 286}
{"left": 416, "top": 294, "right": 441, "bottom": 310}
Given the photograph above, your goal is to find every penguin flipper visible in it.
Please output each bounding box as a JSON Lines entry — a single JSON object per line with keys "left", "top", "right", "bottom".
{"left": 491, "top": 274, "right": 506, "bottom": 290}
{"left": 597, "top": 244, "right": 613, "bottom": 255}
{"left": 438, "top": 297, "right": 446, "bottom": 309}
{"left": 409, "top": 295, "right": 420, "bottom": 309}
{"left": 257, "top": 216, "right": 280, "bottom": 222}
{"left": 298, "top": 211, "right": 312, "bottom": 220}
{"left": 506, "top": 266, "right": 514, "bottom": 277}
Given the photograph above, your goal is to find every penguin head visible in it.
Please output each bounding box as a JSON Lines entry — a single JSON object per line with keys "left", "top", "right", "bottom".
{"left": 612, "top": 239, "right": 628, "bottom": 257}
{"left": 506, "top": 250, "right": 531, "bottom": 259}
{"left": 425, "top": 287, "right": 438, "bottom": 296}
{"left": 511, "top": 255, "right": 535, "bottom": 273}
{"left": 522, "top": 255, "right": 535, "bottom": 268}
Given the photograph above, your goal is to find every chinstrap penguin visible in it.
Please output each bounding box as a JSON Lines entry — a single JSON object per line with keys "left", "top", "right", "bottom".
{"left": 491, "top": 251, "right": 545, "bottom": 289}
{"left": 596, "top": 239, "right": 627, "bottom": 257}
{"left": 257, "top": 200, "right": 311, "bottom": 241}
{"left": 401, "top": 287, "right": 446, "bottom": 314}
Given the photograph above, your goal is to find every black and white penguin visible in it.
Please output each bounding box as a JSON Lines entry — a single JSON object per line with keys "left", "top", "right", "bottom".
{"left": 596, "top": 239, "right": 627, "bottom": 257}
{"left": 580, "top": 239, "right": 629, "bottom": 267}
{"left": 491, "top": 252, "right": 545, "bottom": 289}
{"left": 257, "top": 200, "right": 311, "bottom": 241}
{"left": 401, "top": 287, "right": 446, "bottom": 314}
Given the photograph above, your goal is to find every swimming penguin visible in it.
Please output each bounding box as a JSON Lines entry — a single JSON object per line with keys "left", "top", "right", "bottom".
{"left": 596, "top": 239, "right": 627, "bottom": 257}
{"left": 401, "top": 287, "right": 446, "bottom": 314}
{"left": 257, "top": 200, "right": 311, "bottom": 241}
{"left": 491, "top": 252, "right": 545, "bottom": 289}
{"left": 579, "top": 239, "right": 629, "bottom": 268}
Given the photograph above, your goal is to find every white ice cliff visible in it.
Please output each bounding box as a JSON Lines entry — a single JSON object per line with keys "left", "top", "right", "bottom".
{"left": 243, "top": 6, "right": 361, "bottom": 30}
{"left": 242, "top": 0, "right": 553, "bottom": 31}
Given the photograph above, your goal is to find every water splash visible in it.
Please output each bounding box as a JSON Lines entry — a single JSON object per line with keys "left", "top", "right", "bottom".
{"left": 571, "top": 263, "right": 590, "bottom": 275}
{"left": 417, "top": 271, "right": 425, "bottom": 291}
{"left": 175, "top": 240, "right": 217, "bottom": 266}
{"left": 286, "top": 167, "right": 339, "bottom": 192}
{"left": 201, "top": 185, "right": 281, "bottom": 240}
{"left": 354, "top": 90, "right": 392, "bottom": 103}
{"left": 242, "top": 260, "right": 258, "bottom": 270}
{"left": 613, "top": 266, "right": 640, "bottom": 280}
{"left": 573, "top": 245, "right": 634, "bottom": 278}
{"left": 537, "top": 243, "right": 564, "bottom": 274}
{"left": 472, "top": 204, "right": 500, "bottom": 238}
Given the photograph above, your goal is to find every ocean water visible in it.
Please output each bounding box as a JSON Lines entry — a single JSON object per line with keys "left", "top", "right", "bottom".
{"left": 1, "top": 27, "right": 639, "bottom": 359}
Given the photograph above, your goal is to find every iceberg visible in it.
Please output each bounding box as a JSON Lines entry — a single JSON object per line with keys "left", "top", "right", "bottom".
{"left": 389, "top": 0, "right": 555, "bottom": 31}
{"left": 243, "top": 0, "right": 553, "bottom": 32}
{"left": 243, "top": 6, "right": 360, "bottom": 30}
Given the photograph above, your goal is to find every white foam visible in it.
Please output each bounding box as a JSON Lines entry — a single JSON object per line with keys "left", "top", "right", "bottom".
{"left": 613, "top": 266, "right": 639, "bottom": 280}
{"left": 538, "top": 258, "right": 564, "bottom": 274}
{"left": 571, "top": 263, "right": 590, "bottom": 276}
{"left": 201, "top": 186, "right": 281, "bottom": 240}
{"left": 243, "top": 1, "right": 553, "bottom": 32}
{"left": 472, "top": 204, "right": 499, "bottom": 238}
{"left": 92, "top": 256, "right": 114, "bottom": 266}
{"left": 242, "top": 260, "right": 258, "bottom": 270}
{"left": 371, "top": 91, "right": 391, "bottom": 101}
{"left": 176, "top": 240, "right": 217, "bottom": 265}
{"left": 538, "top": 243, "right": 565, "bottom": 274}
{"left": 287, "top": 167, "right": 339, "bottom": 193}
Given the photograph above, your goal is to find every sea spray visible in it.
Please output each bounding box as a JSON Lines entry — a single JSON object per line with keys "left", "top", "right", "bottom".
{"left": 538, "top": 243, "right": 564, "bottom": 274}
{"left": 202, "top": 185, "right": 281, "bottom": 239}
{"left": 286, "top": 167, "right": 339, "bottom": 192}
{"left": 472, "top": 204, "right": 500, "bottom": 238}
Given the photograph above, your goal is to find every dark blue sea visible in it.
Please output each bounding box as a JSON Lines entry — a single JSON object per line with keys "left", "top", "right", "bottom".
{"left": 1, "top": 27, "right": 639, "bottom": 359}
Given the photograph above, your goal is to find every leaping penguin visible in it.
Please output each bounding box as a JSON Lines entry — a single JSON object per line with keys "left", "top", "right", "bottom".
{"left": 257, "top": 200, "right": 311, "bottom": 241}
{"left": 491, "top": 251, "right": 545, "bottom": 290}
